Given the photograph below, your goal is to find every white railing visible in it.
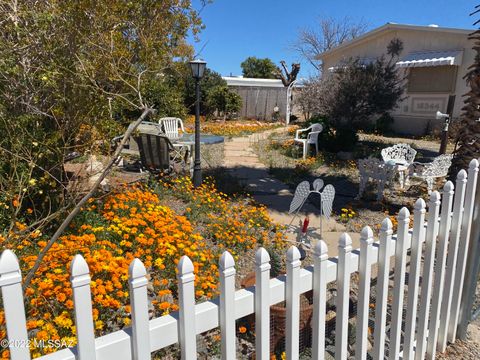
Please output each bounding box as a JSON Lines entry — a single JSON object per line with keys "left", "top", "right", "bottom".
{"left": 1, "top": 159, "right": 479, "bottom": 360}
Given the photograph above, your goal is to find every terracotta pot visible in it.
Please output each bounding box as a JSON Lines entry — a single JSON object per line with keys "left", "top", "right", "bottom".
{"left": 241, "top": 273, "right": 314, "bottom": 352}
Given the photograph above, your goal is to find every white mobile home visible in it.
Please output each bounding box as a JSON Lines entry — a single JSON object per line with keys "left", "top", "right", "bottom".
{"left": 318, "top": 23, "right": 473, "bottom": 135}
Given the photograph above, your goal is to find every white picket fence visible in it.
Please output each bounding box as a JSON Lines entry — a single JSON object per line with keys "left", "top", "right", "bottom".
{"left": 1, "top": 159, "right": 479, "bottom": 360}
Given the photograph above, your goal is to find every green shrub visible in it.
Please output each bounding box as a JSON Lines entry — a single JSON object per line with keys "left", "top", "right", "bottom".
{"left": 324, "top": 128, "right": 359, "bottom": 152}
{"left": 375, "top": 113, "right": 395, "bottom": 134}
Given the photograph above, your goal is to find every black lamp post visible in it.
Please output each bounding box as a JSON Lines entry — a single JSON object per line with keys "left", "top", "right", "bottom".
{"left": 189, "top": 59, "right": 207, "bottom": 187}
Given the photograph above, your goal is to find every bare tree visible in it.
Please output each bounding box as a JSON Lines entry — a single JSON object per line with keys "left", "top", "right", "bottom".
{"left": 274, "top": 61, "right": 301, "bottom": 86}
{"left": 292, "top": 16, "right": 368, "bottom": 71}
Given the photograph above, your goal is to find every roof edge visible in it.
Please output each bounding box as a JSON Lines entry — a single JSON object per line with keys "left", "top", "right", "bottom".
{"left": 318, "top": 23, "right": 473, "bottom": 59}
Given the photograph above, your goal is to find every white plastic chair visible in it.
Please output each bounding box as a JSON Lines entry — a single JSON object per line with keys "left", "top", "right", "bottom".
{"left": 158, "top": 117, "right": 185, "bottom": 140}
{"left": 294, "top": 123, "right": 323, "bottom": 159}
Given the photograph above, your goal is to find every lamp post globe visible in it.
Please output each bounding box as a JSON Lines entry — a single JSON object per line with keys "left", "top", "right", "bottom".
{"left": 189, "top": 59, "right": 207, "bottom": 187}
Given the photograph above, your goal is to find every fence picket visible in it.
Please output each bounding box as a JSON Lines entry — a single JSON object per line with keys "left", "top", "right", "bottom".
{"left": 70, "top": 255, "right": 97, "bottom": 360}
{"left": 448, "top": 159, "right": 480, "bottom": 342}
{"left": 438, "top": 170, "right": 468, "bottom": 351}
{"left": 389, "top": 207, "right": 411, "bottom": 359}
{"left": 336, "top": 233, "right": 352, "bottom": 360}
{"left": 373, "top": 218, "right": 393, "bottom": 360}
{"left": 0, "top": 250, "right": 31, "bottom": 360}
{"left": 219, "top": 251, "right": 236, "bottom": 360}
{"left": 255, "top": 248, "right": 271, "bottom": 360}
{"left": 312, "top": 240, "right": 328, "bottom": 360}
{"left": 426, "top": 181, "right": 455, "bottom": 359}
{"left": 355, "top": 226, "right": 374, "bottom": 360}
{"left": 128, "top": 258, "right": 150, "bottom": 360}
{"left": 178, "top": 255, "right": 197, "bottom": 359}
{"left": 404, "top": 199, "right": 426, "bottom": 360}
{"left": 286, "top": 246, "right": 301, "bottom": 360}
{"left": 415, "top": 192, "right": 441, "bottom": 360}
{"left": 2, "top": 169, "right": 478, "bottom": 360}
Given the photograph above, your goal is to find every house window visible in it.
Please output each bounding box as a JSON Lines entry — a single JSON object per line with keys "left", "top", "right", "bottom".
{"left": 407, "top": 66, "right": 457, "bottom": 93}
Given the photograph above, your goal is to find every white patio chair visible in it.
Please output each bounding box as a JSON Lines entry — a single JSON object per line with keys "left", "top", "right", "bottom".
{"left": 356, "top": 157, "right": 396, "bottom": 201}
{"left": 294, "top": 123, "right": 323, "bottom": 159}
{"left": 381, "top": 143, "right": 417, "bottom": 189}
{"left": 158, "top": 117, "right": 192, "bottom": 165}
{"left": 158, "top": 117, "right": 185, "bottom": 140}
{"left": 409, "top": 154, "right": 453, "bottom": 194}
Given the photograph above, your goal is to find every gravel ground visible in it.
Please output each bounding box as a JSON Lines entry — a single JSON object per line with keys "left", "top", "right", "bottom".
{"left": 436, "top": 317, "right": 480, "bottom": 359}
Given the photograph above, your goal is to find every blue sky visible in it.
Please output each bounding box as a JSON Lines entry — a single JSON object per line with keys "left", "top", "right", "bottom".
{"left": 191, "top": 0, "right": 474, "bottom": 78}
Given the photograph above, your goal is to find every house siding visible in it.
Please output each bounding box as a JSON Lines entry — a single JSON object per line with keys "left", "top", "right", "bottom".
{"left": 321, "top": 26, "right": 473, "bottom": 135}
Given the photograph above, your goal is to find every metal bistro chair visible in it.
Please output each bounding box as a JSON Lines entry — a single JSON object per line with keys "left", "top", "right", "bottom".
{"left": 356, "top": 157, "right": 396, "bottom": 201}
{"left": 381, "top": 143, "right": 417, "bottom": 189}
{"left": 294, "top": 123, "right": 323, "bottom": 159}
{"left": 409, "top": 154, "right": 453, "bottom": 194}
{"left": 135, "top": 133, "right": 189, "bottom": 175}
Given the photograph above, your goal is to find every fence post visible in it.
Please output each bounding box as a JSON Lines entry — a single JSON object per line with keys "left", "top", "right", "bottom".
{"left": 128, "top": 258, "right": 150, "bottom": 360}
{"left": 178, "top": 255, "right": 197, "bottom": 360}
{"left": 415, "top": 191, "right": 441, "bottom": 360}
{"left": 255, "top": 247, "right": 271, "bottom": 360}
{"left": 450, "top": 159, "right": 480, "bottom": 341}
{"left": 355, "top": 226, "right": 374, "bottom": 360}
{"left": 373, "top": 218, "right": 393, "bottom": 360}
{"left": 426, "top": 181, "right": 455, "bottom": 359}
{"left": 312, "top": 240, "right": 328, "bottom": 360}
{"left": 286, "top": 246, "right": 301, "bottom": 360}
{"left": 404, "top": 198, "right": 426, "bottom": 360}
{"left": 336, "top": 233, "right": 352, "bottom": 360}
{"left": 438, "top": 170, "right": 468, "bottom": 351}
{"left": 0, "top": 250, "right": 31, "bottom": 360}
{"left": 219, "top": 251, "right": 236, "bottom": 360}
{"left": 70, "top": 255, "right": 97, "bottom": 360}
{"left": 389, "top": 207, "right": 410, "bottom": 360}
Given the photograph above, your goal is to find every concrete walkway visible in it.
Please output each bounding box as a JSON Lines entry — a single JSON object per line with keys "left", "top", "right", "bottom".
{"left": 223, "top": 130, "right": 359, "bottom": 255}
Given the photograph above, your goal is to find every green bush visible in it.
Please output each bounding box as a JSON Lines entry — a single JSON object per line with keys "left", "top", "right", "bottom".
{"left": 324, "top": 128, "right": 359, "bottom": 153}
{"left": 375, "top": 113, "right": 395, "bottom": 135}
{"left": 205, "top": 85, "right": 242, "bottom": 120}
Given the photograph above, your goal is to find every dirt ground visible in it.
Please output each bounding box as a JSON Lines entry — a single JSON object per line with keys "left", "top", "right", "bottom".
{"left": 436, "top": 317, "right": 480, "bottom": 359}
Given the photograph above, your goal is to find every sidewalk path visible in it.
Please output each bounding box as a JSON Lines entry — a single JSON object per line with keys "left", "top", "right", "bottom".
{"left": 223, "top": 129, "right": 358, "bottom": 255}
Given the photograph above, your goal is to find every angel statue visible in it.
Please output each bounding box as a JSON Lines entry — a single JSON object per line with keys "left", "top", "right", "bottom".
{"left": 287, "top": 178, "right": 335, "bottom": 241}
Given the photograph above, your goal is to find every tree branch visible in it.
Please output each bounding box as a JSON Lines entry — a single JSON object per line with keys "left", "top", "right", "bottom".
{"left": 23, "top": 107, "right": 154, "bottom": 290}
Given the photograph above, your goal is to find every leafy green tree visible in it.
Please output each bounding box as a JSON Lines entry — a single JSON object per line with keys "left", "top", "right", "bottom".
{"left": 241, "top": 56, "right": 278, "bottom": 78}
{"left": 184, "top": 68, "right": 227, "bottom": 115}
{"left": 0, "top": 0, "right": 204, "bottom": 233}
{"left": 206, "top": 86, "right": 242, "bottom": 120}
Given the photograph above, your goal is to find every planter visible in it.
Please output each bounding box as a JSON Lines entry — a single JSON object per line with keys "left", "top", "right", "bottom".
{"left": 240, "top": 273, "right": 314, "bottom": 353}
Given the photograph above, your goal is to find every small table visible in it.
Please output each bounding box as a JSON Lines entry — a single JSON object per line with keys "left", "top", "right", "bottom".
{"left": 172, "top": 134, "right": 225, "bottom": 169}
{"left": 172, "top": 134, "right": 225, "bottom": 145}
{"left": 385, "top": 159, "right": 410, "bottom": 189}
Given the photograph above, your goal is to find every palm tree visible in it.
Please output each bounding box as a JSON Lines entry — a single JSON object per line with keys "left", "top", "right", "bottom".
{"left": 450, "top": 5, "right": 480, "bottom": 177}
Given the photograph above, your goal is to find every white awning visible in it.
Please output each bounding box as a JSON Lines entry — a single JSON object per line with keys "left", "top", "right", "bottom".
{"left": 396, "top": 50, "right": 463, "bottom": 68}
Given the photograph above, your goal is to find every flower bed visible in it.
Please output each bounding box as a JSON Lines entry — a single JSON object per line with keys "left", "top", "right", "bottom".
{"left": 0, "top": 177, "right": 285, "bottom": 358}
{"left": 184, "top": 116, "right": 283, "bottom": 137}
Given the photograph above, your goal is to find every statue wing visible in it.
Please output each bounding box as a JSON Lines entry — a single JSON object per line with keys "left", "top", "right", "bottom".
{"left": 289, "top": 181, "right": 310, "bottom": 214}
{"left": 313, "top": 178, "right": 324, "bottom": 192}
{"left": 321, "top": 184, "right": 335, "bottom": 219}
